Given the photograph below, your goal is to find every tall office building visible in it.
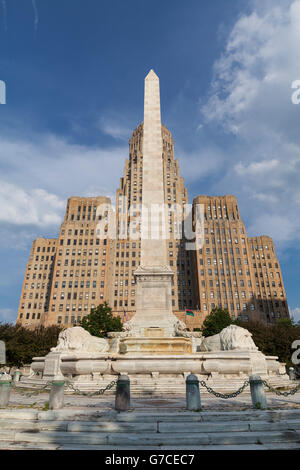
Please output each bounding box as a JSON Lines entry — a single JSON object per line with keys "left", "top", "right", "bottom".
{"left": 17, "top": 238, "right": 57, "bottom": 327}
{"left": 191, "top": 196, "right": 289, "bottom": 324}
{"left": 16, "top": 72, "right": 289, "bottom": 328}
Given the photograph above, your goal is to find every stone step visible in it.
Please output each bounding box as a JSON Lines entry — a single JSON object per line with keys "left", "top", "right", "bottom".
{"left": 1, "top": 429, "right": 300, "bottom": 447}
{"left": 2, "top": 418, "right": 300, "bottom": 434}
{"left": 1, "top": 442, "right": 300, "bottom": 450}
{"left": 1, "top": 408, "right": 300, "bottom": 449}
{"left": 2, "top": 408, "right": 300, "bottom": 423}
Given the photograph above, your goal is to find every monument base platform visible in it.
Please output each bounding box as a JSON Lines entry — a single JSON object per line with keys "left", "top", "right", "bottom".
{"left": 19, "top": 349, "right": 291, "bottom": 395}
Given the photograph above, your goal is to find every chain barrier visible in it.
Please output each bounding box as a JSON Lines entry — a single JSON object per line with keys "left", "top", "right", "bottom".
{"left": 262, "top": 380, "right": 300, "bottom": 397}
{"left": 10, "top": 381, "right": 53, "bottom": 397}
{"left": 64, "top": 379, "right": 117, "bottom": 397}
{"left": 8, "top": 374, "right": 300, "bottom": 401}
{"left": 10, "top": 379, "right": 117, "bottom": 398}
{"left": 199, "top": 380, "right": 250, "bottom": 399}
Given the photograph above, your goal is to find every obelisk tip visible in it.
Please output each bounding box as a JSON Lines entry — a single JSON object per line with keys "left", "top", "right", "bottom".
{"left": 145, "top": 69, "right": 159, "bottom": 81}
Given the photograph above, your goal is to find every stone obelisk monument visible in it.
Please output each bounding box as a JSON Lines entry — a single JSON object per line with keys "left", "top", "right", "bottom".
{"left": 128, "top": 70, "right": 179, "bottom": 338}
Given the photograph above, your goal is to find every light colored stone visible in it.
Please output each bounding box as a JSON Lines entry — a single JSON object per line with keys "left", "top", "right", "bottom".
{"left": 67, "top": 421, "right": 157, "bottom": 433}
{"left": 200, "top": 325, "right": 258, "bottom": 352}
{"left": 124, "top": 70, "right": 180, "bottom": 338}
{"left": 158, "top": 421, "right": 249, "bottom": 433}
{"left": 119, "top": 337, "right": 192, "bottom": 355}
{"left": 0, "top": 372, "right": 11, "bottom": 381}
{"left": 51, "top": 326, "right": 109, "bottom": 353}
{"left": 14, "top": 431, "right": 109, "bottom": 445}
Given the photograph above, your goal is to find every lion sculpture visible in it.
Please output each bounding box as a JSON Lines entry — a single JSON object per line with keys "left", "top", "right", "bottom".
{"left": 200, "top": 325, "right": 258, "bottom": 352}
{"left": 51, "top": 326, "right": 109, "bottom": 353}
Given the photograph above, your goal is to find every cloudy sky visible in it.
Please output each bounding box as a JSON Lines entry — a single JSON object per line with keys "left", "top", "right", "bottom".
{"left": 0, "top": 0, "right": 299, "bottom": 324}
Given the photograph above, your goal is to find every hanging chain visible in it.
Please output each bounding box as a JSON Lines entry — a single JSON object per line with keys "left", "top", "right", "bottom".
{"left": 10, "top": 381, "right": 53, "bottom": 397}
{"left": 9, "top": 379, "right": 117, "bottom": 398}
{"left": 262, "top": 380, "right": 300, "bottom": 397}
{"left": 64, "top": 379, "right": 117, "bottom": 396}
{"left": 199, "top": 380, "right": 250, "bottom": 399}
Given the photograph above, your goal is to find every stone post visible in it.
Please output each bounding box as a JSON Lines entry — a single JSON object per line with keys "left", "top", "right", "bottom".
{"left": 249, "top": 374, "right": 267, "bottom": 410}
{"left": 186, "top": 374, "right": 201, "bottom": 411}
{"left": 49, "top": 379, "right": 65, "bottom": 410}
{"left": 13, "top": 370, "right": 21, "bottom": 383}
{"left": 0, "top": 375, "right": 12, "bottom": 408}
{"left": 115, "top": 375, "right": 130, "bottom": 411}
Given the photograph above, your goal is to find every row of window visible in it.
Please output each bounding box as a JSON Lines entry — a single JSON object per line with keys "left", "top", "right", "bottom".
{"left": 199, "top": 258, "right": 248, "bottom": 266}
{"left": 204, "top": 237, "right": 245, "bottom": 245}
{"left": 54, "top": 300, "right": 101, "bottom": 311}
{"left": 204, "top": 227, "right": 244, "bottom": 234}
{"left": 59, "top": 248, "right": 106, "bottom": 256}
{"left": 200, "top": 279, "right": 251, "bottom": 287}
{"left": 202, "top": 302, "right": 254, "bottom": 312}
{"left": 56, "top": 268, "right": 104, "bottom": 277}
{"left": 199, "top": 268, "right": 248, "bottom": 277}
{"left": 26, "top": 273, "right": 50, "bottom": 280}
{"left": 60, "top": 238, "right": 105, "bottom": 246}
{"left": 36, "top": 246, "right": 55, "bottom": 253}
{"left": 61, "top": 226, "right": 108, "bottom": 237}
{"left": 57, "top": 259, "right": 102, "bottom": 267}
{"left": 201, "top": 291, "right": 252, "bottom": 299}
{"left": 199, "top": 248, "right": 247, "bottom": 255}
{"left": 53, "top": 280, "right": 103, "bottom": 290}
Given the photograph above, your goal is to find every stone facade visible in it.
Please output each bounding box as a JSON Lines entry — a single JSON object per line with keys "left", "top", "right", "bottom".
{"left": 191, "top": 196, "right": 289, "bottom": 324}
{"left": 17, "top": 238, "right": 57, "bottom": 328}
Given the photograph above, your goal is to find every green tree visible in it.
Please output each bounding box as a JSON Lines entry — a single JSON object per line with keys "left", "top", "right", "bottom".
{"left": 80, "top": 302, "right": 123, "bottom": 338}
{"left": 201, "top": 307, "right": 233, "bottom": 337}
{"left": 236, "top": 319, "right": 300, "bottom": 367}
{"left": 0, "top": 323, "right": 62, "bottom": 367}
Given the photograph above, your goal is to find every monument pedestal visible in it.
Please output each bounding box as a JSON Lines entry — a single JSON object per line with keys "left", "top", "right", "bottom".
{"left": 127, "top": 265, "right": 178, "bottom": 337}
{"left": 119, "top": 337, "right": 192, "bottom": 355}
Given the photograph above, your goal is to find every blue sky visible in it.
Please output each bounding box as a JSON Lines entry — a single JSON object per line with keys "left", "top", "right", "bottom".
{"left": 0, "top": 0, "right": 299, "bottom": 323}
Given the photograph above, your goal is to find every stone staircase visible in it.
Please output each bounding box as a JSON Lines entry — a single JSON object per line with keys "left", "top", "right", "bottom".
{"left": 0, "top": 408, "right": 300, "bottom": 449}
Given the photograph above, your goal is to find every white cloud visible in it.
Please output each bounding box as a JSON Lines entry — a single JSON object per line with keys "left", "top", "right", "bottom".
{"left": 0, "top": 133, "right": 126, "bottom": 247}
{"left": 290, "top": 307, "right": 300, "bottom": 323}
{"left": 235, "top": 159, "right": 279, "bottom": 176}
{"left": 177, "top": 146, "right": 226, "bottom": 183}
{"left": 0, "top": 134, "right": 126, "bottom": 196}
{"left": 247, "top": 214, "right": 296, "bottom": 243}
{"left": 98, "top": 116, "right": 132, "bottom": 141}
{"left": 0, "top": 182, "right": 65, "bottom": 226}
{"left": 0, "top": 308, "right": 15, "bottom": 324}
{"left": 200, "top": 0, "right": 300, "bottom": 247}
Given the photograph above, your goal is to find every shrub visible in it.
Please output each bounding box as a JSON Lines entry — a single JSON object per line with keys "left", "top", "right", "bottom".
{"left": 80, "top": 302, "right": 123, "bottom": 338}
{"left": 201, "top": 307, "right": 233, "bottom": 337}
{"left": 236, "top": 319, "right": 300, "bottom": 367}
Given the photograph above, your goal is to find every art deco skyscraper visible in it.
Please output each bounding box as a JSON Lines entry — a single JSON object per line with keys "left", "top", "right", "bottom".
{"left": 192, "top": 196, "right": 289, "bottom": 323}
